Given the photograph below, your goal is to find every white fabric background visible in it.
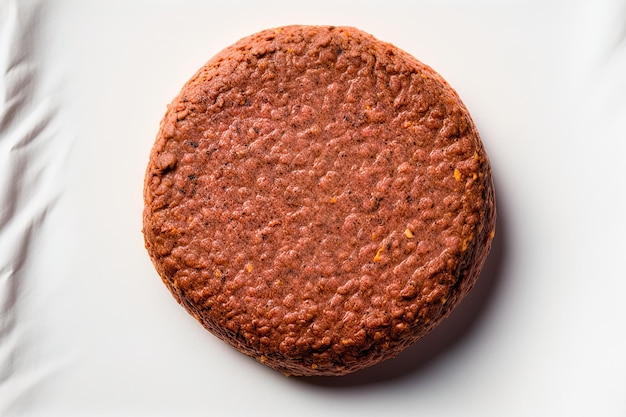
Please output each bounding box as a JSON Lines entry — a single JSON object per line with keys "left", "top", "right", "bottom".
{"left": 1, "top": 0, "right": 625, "bottom": 415}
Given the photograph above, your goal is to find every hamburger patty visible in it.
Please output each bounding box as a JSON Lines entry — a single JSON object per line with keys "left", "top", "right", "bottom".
{"left": 143, "top": 25, "right": 496, "bottom": 376}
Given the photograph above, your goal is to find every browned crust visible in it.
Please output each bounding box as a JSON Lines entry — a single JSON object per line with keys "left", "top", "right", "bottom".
{"left": 143, "top": 25, "right": 496, "bottom": 376}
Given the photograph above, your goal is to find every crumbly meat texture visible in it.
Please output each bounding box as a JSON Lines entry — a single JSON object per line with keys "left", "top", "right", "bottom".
{"left": 143, "top": 25, "right": 496, "bottom": 376}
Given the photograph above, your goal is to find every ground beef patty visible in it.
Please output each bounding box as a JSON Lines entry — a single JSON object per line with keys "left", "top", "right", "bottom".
{"left": 143, "top": 25, "right": 496, "bottom": 376}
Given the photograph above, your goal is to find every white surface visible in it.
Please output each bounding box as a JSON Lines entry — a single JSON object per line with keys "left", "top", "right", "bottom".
{"left": 1, "top": 0, "right": 625, "bottom": 416}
